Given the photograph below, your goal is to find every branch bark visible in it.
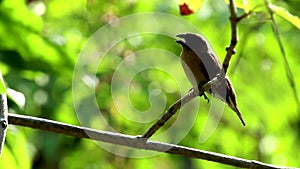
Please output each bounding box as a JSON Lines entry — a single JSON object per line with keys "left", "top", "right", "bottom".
{"left": 7, "top": 113, "right": 297, "bottom": 169}
{"left": 141, "top": 75, "right": 221, "bottom": 138}
{"left": 222, "top": 0, "right": 239, "bottom": 74}
{"left": 141, "top": 88, "right": 198, "bottom": 138}
{"left": 0, "top": 94, "right": 8, "bottom": 156}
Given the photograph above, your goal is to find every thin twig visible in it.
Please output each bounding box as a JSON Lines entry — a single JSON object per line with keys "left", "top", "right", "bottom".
{"left": 264, "top": 0, "right": 300, "bottom": 114}
{"left": 7, "top": 113, "right": 297, "bottom": 169}
{"left": 237, "top": 12, "right": 252, "bottom": 22}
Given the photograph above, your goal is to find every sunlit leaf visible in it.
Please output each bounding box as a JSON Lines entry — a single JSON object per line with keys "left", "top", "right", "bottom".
{"left": 0, "top": 131, "right": 31, "bottom": 169}
{"left": 0, "top": 146, "right": 19, "bottom": 169}
{"left": 268, "top": 3, "right": 300, "bottom": 30}
{"left": 7, "top": 88, "right": 25, "bottom": 109}
{"left": 0, "top": 72, "right": 6, "bottom": 94}
{"left": 179, "top": 0, "right": 204, "bottom": 16}
{"left": 224, "top": 0, "right": 263, "bottom": 13}
{"left": 224, "top": 0, "right": 249, "bottom": 12}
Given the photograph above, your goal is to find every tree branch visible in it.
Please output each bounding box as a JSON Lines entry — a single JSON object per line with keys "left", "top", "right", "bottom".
{"left": 221, "top": 0, "right": 238, "bottom": 74}
{"left": 141, "top": 88, "right": 198, "bottom": 138}
{"left": 222, "top": 0, "right": 250, "bottom": 74}
{"left": 0, "top": 94, "right": 8, "bottom": 156}
{"left": 7, "top": 113, "right": 296, "bottom": 169}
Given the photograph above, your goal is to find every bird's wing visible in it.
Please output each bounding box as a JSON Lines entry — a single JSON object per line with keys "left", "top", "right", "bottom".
{"left": 197, "top": 52, "right": 221, "bottom": 81}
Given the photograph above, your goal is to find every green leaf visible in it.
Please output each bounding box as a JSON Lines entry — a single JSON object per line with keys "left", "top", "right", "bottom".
{"left": 6, "top": 88, "right": 25, "bottom": 110}
{"left": 224, "top": 0, "right": 267, "bottom": 13}
{"left": 224, "top": 0, "right": 252, "bottom": 13}
{"left": 0, "top": 71, "right": 6, "bottom": 94}
{"left": 268, "top": 3, "right": 300, "bottom": 30}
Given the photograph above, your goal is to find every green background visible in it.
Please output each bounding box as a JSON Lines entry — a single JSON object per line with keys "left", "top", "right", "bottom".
{"left": 0, "top": 0, "right": 299, "bottom": 168}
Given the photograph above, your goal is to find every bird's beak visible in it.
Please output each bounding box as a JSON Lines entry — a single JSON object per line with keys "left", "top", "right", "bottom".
{"left": 228, "top": 98, "right": 246, "bottom": 126}
{"left": 176, "top": 33, "right": 185, "bottom": 38}
{"left": 176, "top": 34, "right": 186, "bottom": 45}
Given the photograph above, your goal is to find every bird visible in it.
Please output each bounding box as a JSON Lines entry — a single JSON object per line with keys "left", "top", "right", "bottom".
{"left": 176, "top": 33, "right": 246, "bottom": 126}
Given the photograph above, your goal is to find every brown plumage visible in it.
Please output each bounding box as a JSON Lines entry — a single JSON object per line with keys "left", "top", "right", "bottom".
{"left": 176, "top": 33, "right": 246, "bottom": 126}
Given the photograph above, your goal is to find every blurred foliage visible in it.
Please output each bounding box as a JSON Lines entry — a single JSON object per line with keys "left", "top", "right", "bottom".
{"left": 0, "top": 0, "right": 299, "bottom": 169}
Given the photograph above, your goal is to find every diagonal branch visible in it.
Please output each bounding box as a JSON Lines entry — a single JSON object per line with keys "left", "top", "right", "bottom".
{"left": 7, "top": 113, "right": 296, "bottom": 169}
{"left": 141, "top": 88, "right": 198, "bottom": 138}
{"left": 141, "top": 75, "right": 222, "bottom": 138}
{"left": 264, "top": 0, "right": 300, "bottom": 114}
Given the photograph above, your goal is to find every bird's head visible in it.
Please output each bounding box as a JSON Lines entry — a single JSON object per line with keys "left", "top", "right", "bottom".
{"left": 176, "top": 33, "right": 212, "bottom": 52}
